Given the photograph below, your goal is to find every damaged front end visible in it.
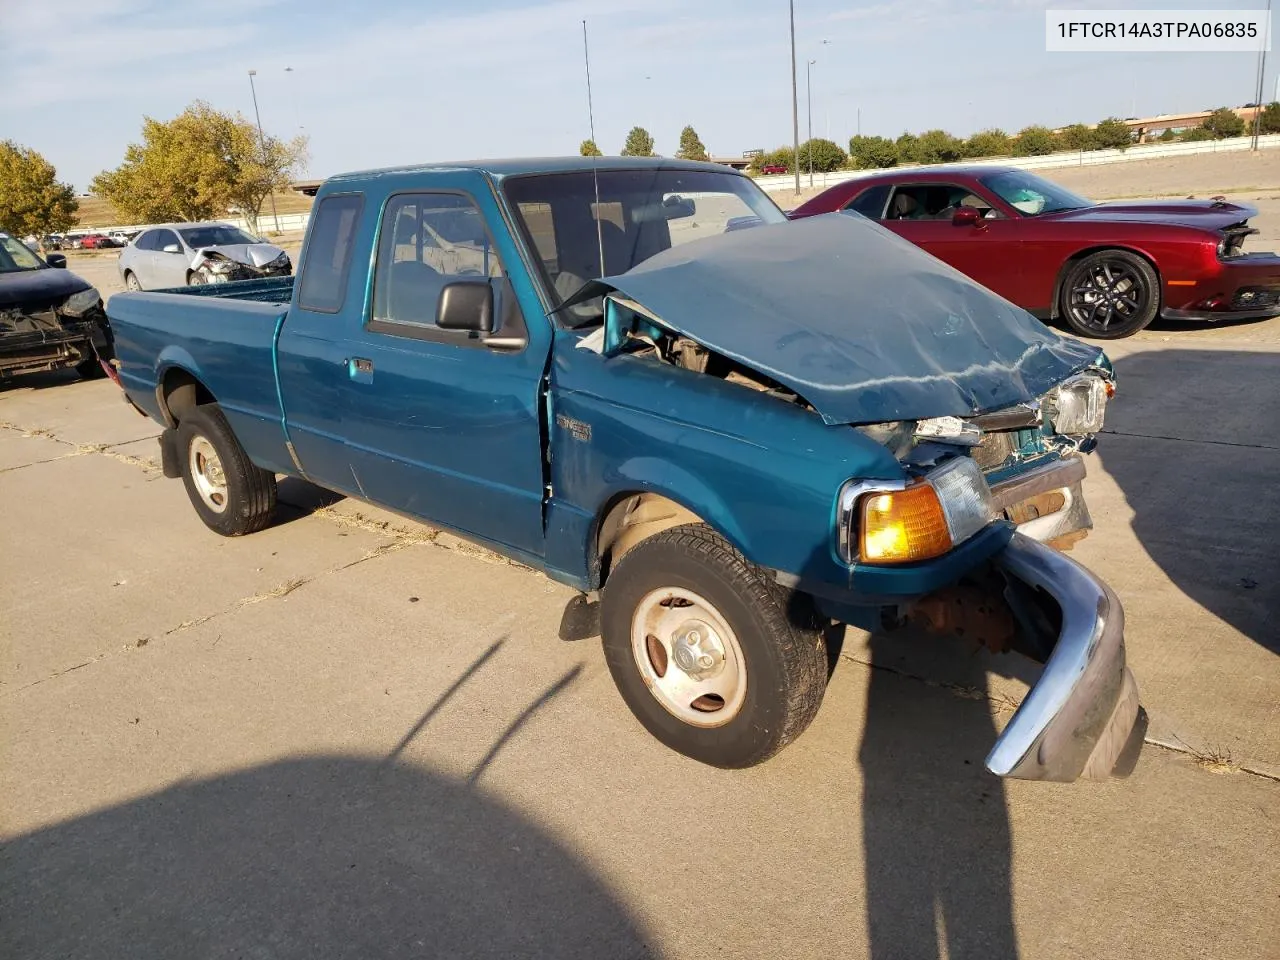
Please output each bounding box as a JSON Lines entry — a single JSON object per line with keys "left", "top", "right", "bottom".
{"left": 189, "top": 247, "right": 292, "bottom": 285}
{"left": 0, "top": 299, "right": 112, "bottom": 379}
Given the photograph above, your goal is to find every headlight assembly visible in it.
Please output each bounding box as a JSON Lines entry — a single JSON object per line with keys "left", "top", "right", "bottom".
{"left": 837, "top": 457, "right": 994, "bottom": 565}
{"left": 60, "top": 287, "right": 101, "bottom": 317}
{"left": 1048, "top": 374, "right": 1110, "bottom": 435}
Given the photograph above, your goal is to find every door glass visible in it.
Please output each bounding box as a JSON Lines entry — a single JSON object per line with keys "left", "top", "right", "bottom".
{"left": 372, "top": 193, "right": 503, "bottom": 328}
{"left": 844, "top": 184, "right": 892, "bottom": 219}
{"left": 154, "top": 229, "right": 181, "bottom": 251}
{"left": 886, "top": 185, "right": 1001, "bottom": 221}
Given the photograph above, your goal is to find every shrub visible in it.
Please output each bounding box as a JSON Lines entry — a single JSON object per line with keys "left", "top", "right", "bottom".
{"left": 1092, "top": 117, "right": 1135, "bottom": 149}
{"left": 1013, "top": 126, "right": 1056, "bottom": 156}
{"left": 1055, "top": 123, "right": 1096, "bottom": 151}
{"left": 962, "top": 129, "right": 1012, "bottom": 158}
{"left": 847, "top": 135, "right": 898, "bottom": 168}
{"left": 1201, "top": 107, "right": 1246, "bottom": 139}
{"left": 797, "top": 138, "right": 847, "bottom": 173}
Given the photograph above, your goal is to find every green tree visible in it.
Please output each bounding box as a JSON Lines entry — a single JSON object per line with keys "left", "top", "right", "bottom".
{"left": 579, "top": 139, "right": 603, "bottom": 157}
{"left": 1092, "top": 117, "right": 1134, "bottom": 149}
{"left": 1201, "top": 107, "right": 1246, "bottom": 139}
{"left": 1179, "top": 126, "right": 1217, "bottom": 142}
{"left": 912, "top": 129, "right": 965, "bottom": 163}
{"left": 91, "top": 101, "right": 308, "bottom": 231}
{"left": 797, "top": 138, "right": 846, "bottom": 173}
{"left": 895, "top": 132, "right": 921, "bottom": 163}
{"left": 962, "top": 129, "right": 1012, "bottom": 158}
{"left": 0, "top": 141, "right": 78, "bottom": 243}
{"left": 1260, "top": 102, "right": 1280, "bottom": 134}
{"left": 1013, "top": 125, "right": 1057, "bottom": 156}
{"left": 620, "top": 126, "right": 655, "bottom": 157}
{"left": 1055, "top": 123, "right": 1096, "bottom": 151}
{"left": 1157, "top": 128, "right": 1177, "bottom": 142}
{"left": 675, "top": 125, "right": 709, "bottom": 161}
{"left": 748, "top": 146, "right": 794, "bottom": 173}
{"left": 847, "top": 135, "right": 898, "bottom": 168}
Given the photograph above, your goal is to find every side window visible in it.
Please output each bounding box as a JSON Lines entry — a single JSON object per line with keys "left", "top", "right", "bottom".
{"left": 843, "top": 184, "right": 892, "bottom": 219}
{"left": 154, "top": 229, "right": 181, "bottom": 251}
{"left": 135, "top": 230, "right": 156, "bottom": 251}
{"left": 372, "top": 193, "right": 503, "bottom": 328}
{"left": 298, "top": 194, "right": 363, "bottom": 314}
{"left": 886, "top": 184, "right": 1000, "bottom": 221}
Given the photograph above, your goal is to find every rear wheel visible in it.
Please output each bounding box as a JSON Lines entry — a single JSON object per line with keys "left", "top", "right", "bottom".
{"left": 124, "top": 271, "right": 141, "bottom": 291}
{"left": 177, "top": 403, "right": 277, "bottom": 536}
{"left": 1059, "top": 250, "right": 1160, "bottom": 339}
{"left": 600, "top": 524, "right": 828, "bottom": 768}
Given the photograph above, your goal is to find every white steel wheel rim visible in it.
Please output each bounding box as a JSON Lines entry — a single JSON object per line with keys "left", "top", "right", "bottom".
{"left": 189, "top": 436, "right": 229, "bottom": 513}
{"left": 630, "top": 586, "right": 748, "bottom": 728}
{"left": 125, "top": 274, "right": 140, "bottom": 290}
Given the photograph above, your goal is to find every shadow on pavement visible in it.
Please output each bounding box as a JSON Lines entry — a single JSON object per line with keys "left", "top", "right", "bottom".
{"left": 1097, "top": 348, "right": 1279, "bottom": 654}
{"left": 855, "top": 625, "right": 1020, "bottom": 960}
{"left": 0, "top": 756, "right": 652, "bottom": 959}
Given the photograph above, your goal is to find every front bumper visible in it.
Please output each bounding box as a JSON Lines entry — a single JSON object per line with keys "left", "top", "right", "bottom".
{"left": 985, "top": 532, "right": 1144, "bottom": 781}
{"left": 1163, "top": 253, "right": 1280, "bottom": 322}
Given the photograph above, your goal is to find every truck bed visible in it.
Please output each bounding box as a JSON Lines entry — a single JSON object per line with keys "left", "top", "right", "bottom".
{"left": 151, "top": 276, "right": 295, "bottom": 304}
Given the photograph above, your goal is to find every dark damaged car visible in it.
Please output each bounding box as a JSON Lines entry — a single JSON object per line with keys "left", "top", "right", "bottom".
{"left": 104, "top": 158, "right": 1145, "bottom": 780}
{"left": 0, "top": 232, "right": 111, "bottom": 381}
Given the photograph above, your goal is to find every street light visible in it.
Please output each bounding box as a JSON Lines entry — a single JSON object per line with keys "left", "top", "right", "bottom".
{"left": 1250, "top": 0, "right": 1272, "bottom": 150}
{"left": 806, "top": 59, "right": 816, "bottom": 187}
{"left": 788, "top": 1, "right": 800, "bottom": 196}
{"left": 247, "top": 69, "right": 281, "bottom": 234}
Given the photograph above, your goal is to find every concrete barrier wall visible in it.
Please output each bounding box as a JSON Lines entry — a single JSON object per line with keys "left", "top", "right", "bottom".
{"left": 754, "top": 133, "right": 1280, "bottom": 194}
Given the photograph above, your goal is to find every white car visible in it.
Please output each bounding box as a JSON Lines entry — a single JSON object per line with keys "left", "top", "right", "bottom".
{"left": 116, "top": 222, "right": 292, "bottom": 290}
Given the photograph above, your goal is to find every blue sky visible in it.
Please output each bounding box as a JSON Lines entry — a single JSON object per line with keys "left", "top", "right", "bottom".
{"left": 0, "top": 0, "right": 1272, "bottom": 191}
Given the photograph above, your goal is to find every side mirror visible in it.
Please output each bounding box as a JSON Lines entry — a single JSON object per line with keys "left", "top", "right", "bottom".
{"left": 162, "top": 243, "right": 181, "bottom": 254}
{"left": 436, "top": 279, "right": 494, "bottom": 334}
{"left": 952, "top": 207, "right": 983, "bottom": 227}
{"left": 46, "top": 253, "right": 67, "bottom": 268}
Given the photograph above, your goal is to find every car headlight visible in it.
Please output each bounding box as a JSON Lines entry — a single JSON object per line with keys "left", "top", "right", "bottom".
{"left": 1047, "top": 374, "right": 1110, "bottom": 435}
{"left": 838, "top": 457, "right": 994, "bottom": 565}
{"left": 60, "top": 287, "right": 101, "bottom": 317}
{"left": 207, "top": 260, "right": 235, "bottom": 273}
{"left": 268, "top": 251, "right": 290, "bottom": 267}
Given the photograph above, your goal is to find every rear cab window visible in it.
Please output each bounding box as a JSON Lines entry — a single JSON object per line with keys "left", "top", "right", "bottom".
{"left": 298, "top": 194, "right": 364, "bottom": 313}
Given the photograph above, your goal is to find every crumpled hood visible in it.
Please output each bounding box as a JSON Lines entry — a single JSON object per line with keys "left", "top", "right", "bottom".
{"left": 1045, "top": 199, "right": 1257, "bottom": 231}
{"left": 0, "top": 266, "right": 93, "bottom": 309}
{"left": 194, "top": 243, "right": 286, "bottom": 268}
{"left": 569, "top": 213, "right": 1103, "bottom": 425}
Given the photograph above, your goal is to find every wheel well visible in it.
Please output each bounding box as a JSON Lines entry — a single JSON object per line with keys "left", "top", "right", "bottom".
{"left": 1050, "top": 246, "right": 1161, "bottom": 320}
{"left": 158, "top": 368, "right": 215, "bottom": 426}
{"left": 595, "top": 493, "right": 704, "bottom": 585}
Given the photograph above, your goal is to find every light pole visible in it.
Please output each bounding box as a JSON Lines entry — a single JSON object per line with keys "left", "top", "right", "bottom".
{"left": 788, "top": 0, "right": 800, "bottom": 196}
{"left": 806, "top": 59, "right": 816, "bottom": 187}
{"left": 1251, "top": 0, "right": 1272, "bottom": 150}
{"left": 247, "top": 69, "right": 281, "bottom": 234}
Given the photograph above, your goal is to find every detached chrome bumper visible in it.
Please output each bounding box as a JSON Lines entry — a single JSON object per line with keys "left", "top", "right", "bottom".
{"left": 986, "top": 532, "right": 1144, "bottom": 781}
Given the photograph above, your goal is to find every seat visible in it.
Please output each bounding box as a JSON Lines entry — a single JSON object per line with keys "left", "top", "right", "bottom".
{"left": 889, "top": 192, "right": 920, "bottom": 220}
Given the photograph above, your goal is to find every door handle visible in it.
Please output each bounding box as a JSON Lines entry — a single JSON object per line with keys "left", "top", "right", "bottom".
{"left": 347, "top": 357, "right": 374, "bottom": 383}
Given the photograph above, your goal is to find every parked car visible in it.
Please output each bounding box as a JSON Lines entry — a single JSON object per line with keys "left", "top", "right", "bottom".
{"left": 79, "top": 233, "right": 115, "bottom": 249}
{"left": 117, "top": 222, "right": 291, "bottom": 291}
{"left": 760, "top": 163, "right": 788, "bottom": 175}
{"left": 789, "top": 166, "right": 1280, "bottom": 338}
{"left": 0, "top": 232, "right": 111, "bottom": 379}
{"left": 105, "top": 157, "right": 1143, "bottom": 779}
{"left": 107, "top": 230, "right": 136, "bottom": 247}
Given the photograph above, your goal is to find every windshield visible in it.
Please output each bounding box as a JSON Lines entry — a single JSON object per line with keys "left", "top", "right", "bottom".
{"left": 503, "top": 168, "right": 786, "bottom": 322}
{"left": 979, "top": 171, "right": 1094, "bottom": 216}
{"left": 178, "top": 225, "right": 258, "bottom": 248}
{"left": 0, "top": 234, "right": 45, "bottom": 273}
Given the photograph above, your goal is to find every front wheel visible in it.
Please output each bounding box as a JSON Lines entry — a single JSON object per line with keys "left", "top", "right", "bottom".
{"left": 177, "top": 403, "right": 277, "bottom": 536}
{"left": 124, "top": 271, "right": 141, "bottom": 291}
{"left": 1059, "top": 250, "right": 1160, "bottom": 339}
{"left": 600, "top": 524, "right": 828, "bottom": 768}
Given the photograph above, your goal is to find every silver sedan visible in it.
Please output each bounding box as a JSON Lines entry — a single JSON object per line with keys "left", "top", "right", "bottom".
{"left": 117, "top": 222, "right": 291, "bottom": 290}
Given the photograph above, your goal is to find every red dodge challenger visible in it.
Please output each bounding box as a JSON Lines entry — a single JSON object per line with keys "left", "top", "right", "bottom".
{"left": 789, "top": 166, "right": 1280, "bottom": 339}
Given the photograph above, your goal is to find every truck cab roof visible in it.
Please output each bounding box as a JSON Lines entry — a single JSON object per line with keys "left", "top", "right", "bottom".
{"left": 323, "top": 156, "right": 739, "bottom": 189}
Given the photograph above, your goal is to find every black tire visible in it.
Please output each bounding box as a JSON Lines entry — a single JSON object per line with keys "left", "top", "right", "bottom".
{"left": 176, "top": 403, "right": 277, "bottom": 536}
{"left": 1058, "top": 249, "right": 1160, "bottom": 339}
{"left": 74, "top": 348, "right": 106, "bottom": 379}
{"left": 600, "top": 523, "right": 828, "bottom": 768}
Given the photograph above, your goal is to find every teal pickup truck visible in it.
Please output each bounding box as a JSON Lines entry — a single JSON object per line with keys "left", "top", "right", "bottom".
{"left": 106, "top": 158, "right": 1144, "bottom": 777}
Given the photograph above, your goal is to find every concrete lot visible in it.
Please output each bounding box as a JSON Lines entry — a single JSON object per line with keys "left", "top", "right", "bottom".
{"left": 4, "top": 172, "right": 1279, "bottom": 958}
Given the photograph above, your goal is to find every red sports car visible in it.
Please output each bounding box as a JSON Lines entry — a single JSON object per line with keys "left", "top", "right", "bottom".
{"left": 789, "top": 166, "right": 1280, "bottom": 339}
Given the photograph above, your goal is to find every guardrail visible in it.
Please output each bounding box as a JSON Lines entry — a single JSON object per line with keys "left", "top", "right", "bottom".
{"left": 67, "top": 212, "right": 313, "bottom": 239}
{"left": 754, "top": 133, "right": 1280, "bottom": 195}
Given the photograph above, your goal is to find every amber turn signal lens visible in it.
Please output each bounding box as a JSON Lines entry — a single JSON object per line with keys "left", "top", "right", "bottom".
{"left": 859, "top": 483, "right": 953, "bottom": 564}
